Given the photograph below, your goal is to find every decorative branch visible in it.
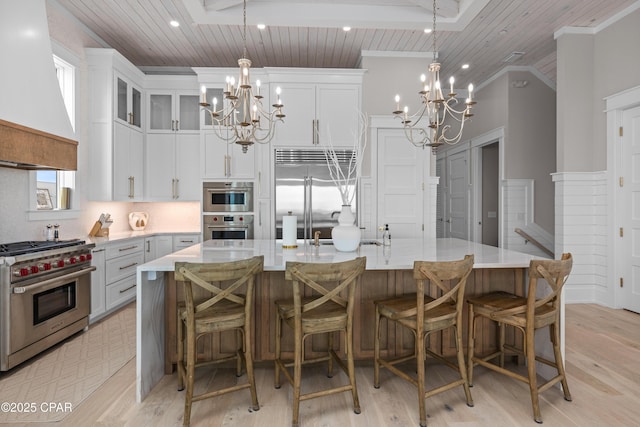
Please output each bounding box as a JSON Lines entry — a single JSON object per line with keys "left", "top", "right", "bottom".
{"left": 321, "top": 111, "right": 369, "bottom": 206}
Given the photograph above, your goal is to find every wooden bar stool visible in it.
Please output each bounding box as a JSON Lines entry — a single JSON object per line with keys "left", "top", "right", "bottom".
{"left": 274, "top": 257, "right": 366, "bottom": 427}
{"left": 374, "top": 255, "right": 475, "bottom": 427}
{"left": 174, "top": 256, "right": 263, "bottom": 427}
{"left": 467, "top": 253, "right": 573, "bottom": 423}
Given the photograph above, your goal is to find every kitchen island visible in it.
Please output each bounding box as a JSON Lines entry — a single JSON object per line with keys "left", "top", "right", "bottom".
{"left": 136, "top": 238, "right": 539, "bottom": 402}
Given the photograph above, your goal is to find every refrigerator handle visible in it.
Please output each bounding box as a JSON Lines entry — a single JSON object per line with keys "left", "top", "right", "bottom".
{"left": 308, "top": 176, "right": 313, "bottom": 240}
{"left": 303, "top": 176, "right": 308, "bottom": 242}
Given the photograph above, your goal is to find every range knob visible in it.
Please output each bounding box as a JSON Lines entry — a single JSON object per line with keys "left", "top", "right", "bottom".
{"left": 86, "top": 253, "right": 92, "bottom": 261}
{"left": 69, "top": 257, "right": 77, "bottom": 264}
{"left": 18, "top": 268, "right": 29, "bottom": 277}
{"left": 43, "top": 263, "right": 52, "bottom": 271}
{"left": 79, "top": 255, "right": 86, "bottom": 262}
{"left": 57, "top": 260, "right": 65, "bottom": 268}
{"left": 30, "top": 265, "right": 39, "bottom": 274}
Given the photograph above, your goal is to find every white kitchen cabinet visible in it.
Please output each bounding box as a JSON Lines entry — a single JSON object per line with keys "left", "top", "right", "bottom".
{"left": 173, "top": 234, "right": 200, "bottom": 251}
{"left": 144, "top": 235, "right": 175, "bottom": 262}
{"left": 270, "top": 81, "right": 362, "bottom": 148}
{"left": 89, "top": 238, "right": 143, "bottom": 323}
{"left": 89, "top": 246, "right": 106, "bottom": 322}
{"left": 86, "top": 49, "right": 146, "bottom": 201}
{"left": 254, "top": 198, "right": 273, "bottom": 239}
{"left": 147, "top": 90, "right": 200, "bottom": 133}
{"left": 114, "top": 121, "right": 144, "bottom": 200}
{"left": 202, "top": 131, "right": 255, "bottom": 179}
{"left": 146, "top": 133, "right": 200, "bottom": 200}
{"left": 105, "top": 239, "right": 144, "bottom": 312}
{"left": 115, "top": 72, "right": 143, "bottom": 130}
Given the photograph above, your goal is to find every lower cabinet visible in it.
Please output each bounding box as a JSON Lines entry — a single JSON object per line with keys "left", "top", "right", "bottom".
{"left": 90, "top": 238, "right": 144, "bottom": 323}
{"left": 90, "top": 234, "right": 199, "bottom": 323}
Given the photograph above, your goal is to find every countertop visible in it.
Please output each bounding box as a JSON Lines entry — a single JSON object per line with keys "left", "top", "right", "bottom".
{"left": 138, "top": 238, "right": 540, "bottom": 272}
{"left": 87, "top": 230, "right": 200, "bottom": 247}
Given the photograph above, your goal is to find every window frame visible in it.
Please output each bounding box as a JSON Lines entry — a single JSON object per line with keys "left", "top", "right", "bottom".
{"left": 28, "top": 41, "right": 80, "bottom": 221}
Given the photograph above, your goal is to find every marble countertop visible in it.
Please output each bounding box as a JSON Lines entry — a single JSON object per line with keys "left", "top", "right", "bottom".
{"left": 138, "top": 238, "right": 540, "bottom": 272}
{"left": 87, "top": 230, "right": 200, "bottom": 247}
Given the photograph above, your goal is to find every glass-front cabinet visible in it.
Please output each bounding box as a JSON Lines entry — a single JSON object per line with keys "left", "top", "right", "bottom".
{"left": 115, "top": 74, "right": 142, "bottom": 129}
{"left": 147, "top": 91, "right": 199, "bottom": 133}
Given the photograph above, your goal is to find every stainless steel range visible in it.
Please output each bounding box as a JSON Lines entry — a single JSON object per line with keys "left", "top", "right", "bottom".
{"left": 0, "top": 239, "right": 95, "bottom": 371}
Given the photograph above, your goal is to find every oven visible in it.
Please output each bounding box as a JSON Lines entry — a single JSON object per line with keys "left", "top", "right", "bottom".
{"left": 203, "top": 214, "right": 254, "bottom": 241}
{"left": 203, "top": 181, "right": 253, "bottom": 212}
{"left": 0, "top": 240, "right": 95, "bottom": 371}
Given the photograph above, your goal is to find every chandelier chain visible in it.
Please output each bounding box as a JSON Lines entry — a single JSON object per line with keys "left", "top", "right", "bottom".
{"left": 242, "top": 0, "right": 248, "bottom": 59}
{"left": 432, "top": 0, "right": 437, "bottom": 60}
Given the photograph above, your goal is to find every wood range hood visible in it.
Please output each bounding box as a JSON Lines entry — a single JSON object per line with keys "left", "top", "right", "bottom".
{"left": 0, "top": 0, "right": 78, "bottom": 171}
{"left": 0, "top": 119, "right": 77, "bottom": 170}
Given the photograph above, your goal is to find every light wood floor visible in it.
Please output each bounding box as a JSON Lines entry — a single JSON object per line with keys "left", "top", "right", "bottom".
{"left": 11, "top": 304, "right": 640, "bottom": 427}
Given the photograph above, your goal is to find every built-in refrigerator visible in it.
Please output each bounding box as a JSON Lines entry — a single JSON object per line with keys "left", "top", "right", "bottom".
{"left": 274, "top": 148, "right": 357, "bottom": 241}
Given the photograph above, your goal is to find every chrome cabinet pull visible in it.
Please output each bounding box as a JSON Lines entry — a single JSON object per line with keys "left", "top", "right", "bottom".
{"left": 175, "top": 119, "right": 179, "bottom": 131}
{"left": 175, "top": 178, "right": 179, "bottom": 198}
{"left": 118, "top": 245, "right": 138, "bottom": 252}
{"left": 119, "top": 262, "right": 138, "bottom": 270}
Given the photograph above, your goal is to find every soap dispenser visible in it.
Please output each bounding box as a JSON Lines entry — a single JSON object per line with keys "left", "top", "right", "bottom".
{"left": 382, "top": 224, "right": 391, "bottom": 246}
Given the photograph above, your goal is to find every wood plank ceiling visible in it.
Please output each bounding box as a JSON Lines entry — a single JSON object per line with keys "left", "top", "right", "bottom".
{"left": 50, "top": 0, "right": 636, "bottom": 87}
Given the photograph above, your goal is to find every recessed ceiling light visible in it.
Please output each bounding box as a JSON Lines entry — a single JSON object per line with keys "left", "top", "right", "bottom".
{"left": 343, "top": 26, "right": 351, "bottom": 32}
{"left": 461, "top": 64, "right": 469, "bottom": 69}
{"left": 170, "top": 20, "right": 180, "bottom": 28}
{"left": 257, "top": 23, "right": 266, "bottom": 30}
{"left": 424, "top": 28, "right": 432, "bottom": 34}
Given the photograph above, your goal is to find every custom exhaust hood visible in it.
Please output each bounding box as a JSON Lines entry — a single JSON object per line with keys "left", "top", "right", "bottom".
{"left": 0, "top": 0, "right": 78, "bottom": 171}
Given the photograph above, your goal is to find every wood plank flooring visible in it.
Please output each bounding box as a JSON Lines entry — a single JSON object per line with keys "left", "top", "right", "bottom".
{"left": 8, "top": 303, "right": 640, "bottom": 427}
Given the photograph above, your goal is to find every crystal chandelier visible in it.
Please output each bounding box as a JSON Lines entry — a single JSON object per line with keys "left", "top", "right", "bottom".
{"left": 199, "top": 0, "right": 284, "bottom": 153}
{"left": 393, "top": 0, "right": 476, "bottom": 151}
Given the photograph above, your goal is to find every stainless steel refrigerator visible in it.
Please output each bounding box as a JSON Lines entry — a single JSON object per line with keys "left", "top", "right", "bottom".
{"left": 274, "top": 148, "right": 357, "bottom": 241}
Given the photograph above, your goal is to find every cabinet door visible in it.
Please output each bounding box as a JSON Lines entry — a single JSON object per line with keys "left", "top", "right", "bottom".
{"left": 156, "top": 235, "right": 174, "bottom": 258}
{"left": 227, "top": 141, "right": 255, "bottom": 179}
{"left": 144, "top": 237, "right": 157, "bottom": 262}
{"left": 202, "top": 131, "right": 228, "bottom": 178}
{"left": 271, "top": 84, "right": 316, "bottom": 146}
{"left": 146, "top": 133, "right": 176, "bottom": 200}
{"left": 115, "top": 74, "right": 142, "bottom": 129}
{"left": 90, "top": 247, "right": 106, "bottom": 323}
{"left": 254, "top": 199, "right": 272, "bottom": 239}
{"left": 114, "top": 123, "right": 143, "bottom": 201}
{"left": 148, "top": 92, "right": 173, "bottom": 132}
{"left": 255, "top": 142, "right": 272, "bottom": 198}
{"left": 113, "top": 122, "right": 132, "bottom": 200}
{"left": 175, "top": 133, "right": 201, "bottom": 200}
{"left": 130, "top": 127, "right": 144, "bottom": 200}
{"left": 316, "top": 85, "right": 361, "bottom": 147}
{"left": 177, "top": 93, "right": 200, "bottom": 131}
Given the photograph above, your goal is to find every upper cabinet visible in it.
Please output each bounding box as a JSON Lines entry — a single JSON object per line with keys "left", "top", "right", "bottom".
{"left": 268, "top": 69, "right": 365, "bottom": 148}
{"left": 86, "top": 49, "right": 146, "bottom": 201}
{"left": 147, "top": 89, "right": 200, "bottom": 133}
{"left": 115, "top": 74, "right": 142, "bottom": 130}
{"left": 202, "top": 131, "right": 255, "bottom": 179}
{"left": 145, "top": 76, "right": 201, "bottom": 201}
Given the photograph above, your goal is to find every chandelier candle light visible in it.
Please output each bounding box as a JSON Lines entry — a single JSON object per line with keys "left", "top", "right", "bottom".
{"left": 393, "top": 0, "right": 476, "bottom": 151}
{"left": 199, "top": 0, "right": 284, "bottom": 153}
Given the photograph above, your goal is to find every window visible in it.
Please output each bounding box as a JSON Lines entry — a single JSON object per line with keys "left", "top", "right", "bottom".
{"left": 34, "top": 51, "right": 76, "bottom": 211}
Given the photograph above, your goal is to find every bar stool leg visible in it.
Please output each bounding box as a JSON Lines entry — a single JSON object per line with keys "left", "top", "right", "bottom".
{"left": 275, "top": 314, "right": 282, "bottom": 389}
{"left": 374, "top": 305, "right": 381, "bottom": 388}
{"left": 467, "top": 303, "right": 476, "bottom": 386}
{"left": 346, "top": 323, "right": 361, "bottom": 414}
{"left": 525, "top": 325, "right": 542, "bottom": 423}
{"left": 550, "top": 322, "right": 572, "bottom": 401}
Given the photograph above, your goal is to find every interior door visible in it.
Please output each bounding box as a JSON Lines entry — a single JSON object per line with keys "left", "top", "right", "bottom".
{"left": 447, "top": 149, "right": 470, "bottom": 240}
{"left": 622, "top": 105, "right": 640, "bottom": 313}
{"left": 377, "top": 129, "right": 424, "bottom": 238}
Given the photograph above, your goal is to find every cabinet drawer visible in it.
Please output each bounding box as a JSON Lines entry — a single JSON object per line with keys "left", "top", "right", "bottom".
{"left": 106, "top": 275, "right": 137, "bottom": 311}
{"left": 106, "top": 252, "right": 145, "bottom": 283}
{"left": 106, "top": 239, "right": 144, "bottom": 259}
{"left": 173, "top": 235, "right": 200, "bottom": 250}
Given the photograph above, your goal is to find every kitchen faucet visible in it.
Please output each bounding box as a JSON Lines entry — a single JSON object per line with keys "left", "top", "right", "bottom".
{"left": 314, "top": 231, "right": 321, "bottom": 247}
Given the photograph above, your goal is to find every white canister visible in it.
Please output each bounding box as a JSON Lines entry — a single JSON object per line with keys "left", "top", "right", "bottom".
{"left": 282, "top": 212, "right": 298, "bottom": 248}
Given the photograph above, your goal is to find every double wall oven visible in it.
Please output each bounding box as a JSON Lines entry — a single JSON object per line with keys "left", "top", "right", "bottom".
{"left": 202, "top": 182, "right": 254, "bottom": 241}
{"left": 0, "top": 239, "right": 95, "bottom": 371}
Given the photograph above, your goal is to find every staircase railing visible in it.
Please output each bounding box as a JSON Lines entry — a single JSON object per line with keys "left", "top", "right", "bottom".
{"left": 514, "top": 227, "right": 554, "bottom": 258}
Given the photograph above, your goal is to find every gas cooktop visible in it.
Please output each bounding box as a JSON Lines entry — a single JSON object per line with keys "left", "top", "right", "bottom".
{"left": 0, "top": 239, "right": 86, "bottom": 257}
